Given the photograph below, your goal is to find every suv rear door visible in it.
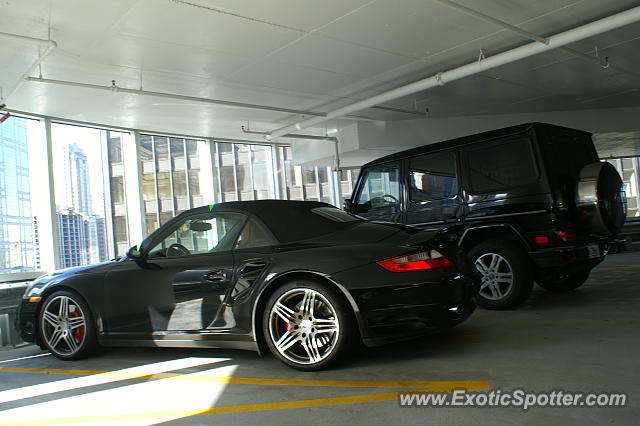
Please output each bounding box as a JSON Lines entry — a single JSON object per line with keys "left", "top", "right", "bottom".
{"left": 405, "top": 150, "right": 462, "bottom": 229}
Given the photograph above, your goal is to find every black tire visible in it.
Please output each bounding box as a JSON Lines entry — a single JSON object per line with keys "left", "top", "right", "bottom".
{"left": 39, "top": 289, "right": 98, "bottom": 360}
{"left": 537, "top": 270, "right": 591, "bottom": 292}
{"left": 469, "top": 240, "right": 533, "bottom": 310}
{"left": 263, "top": 279, "right": 354, "bottom": 371}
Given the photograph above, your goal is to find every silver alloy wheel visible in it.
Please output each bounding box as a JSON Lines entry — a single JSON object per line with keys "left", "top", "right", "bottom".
{"left": 40, "top": 295, "right": 86, "bottom": 356}
{"left": 268, "top": 288, "right": 340, "bottom": 365}
{"left": 475, "top": 253, "right": 514, "bottom": 300}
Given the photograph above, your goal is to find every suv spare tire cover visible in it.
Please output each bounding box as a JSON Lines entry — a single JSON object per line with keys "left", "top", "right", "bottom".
{"left": 575, "top": 161, "right": 627, "bottom": 237}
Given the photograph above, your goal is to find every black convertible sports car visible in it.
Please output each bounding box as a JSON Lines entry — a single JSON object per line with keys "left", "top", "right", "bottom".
{"left": 18, "top": 200, "right": 477, "bottom": 370}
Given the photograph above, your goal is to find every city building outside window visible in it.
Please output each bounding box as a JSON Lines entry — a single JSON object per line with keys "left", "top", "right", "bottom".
{"left": 0, "top": 116, "right": 39, "bottom": 274}
{"left": 140, "top": 135, "right": 208, "bottom": 235}
{"left": 51, "top": 123, "right": 109, "bottom": 268}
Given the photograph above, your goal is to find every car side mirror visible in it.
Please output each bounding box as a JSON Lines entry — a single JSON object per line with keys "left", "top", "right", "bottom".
{"left": 343, "top": 199, "right": 353, "bottom": 212}
{"left": 127, "top": 245, "right": 144, "bottom": 260}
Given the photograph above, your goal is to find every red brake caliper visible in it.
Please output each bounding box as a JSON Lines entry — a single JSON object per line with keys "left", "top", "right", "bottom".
{"left": 72, "top": 308, "right": 84, "bottom": 342}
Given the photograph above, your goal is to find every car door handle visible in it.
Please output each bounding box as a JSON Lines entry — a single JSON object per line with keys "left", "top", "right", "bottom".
{"left": 244, "top": 260, "right": 267, "bottom": 268}
{"left": 203, "top": 270, "right": 226, "bottom": 282}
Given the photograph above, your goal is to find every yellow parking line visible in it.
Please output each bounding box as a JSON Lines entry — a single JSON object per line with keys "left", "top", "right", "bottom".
{"left": 0, "top": 366, "right": 488, "bottom": 390}
{"left": 0, "top": 391, "right": 427, "bottom": 425}
{"left": 0, "top": 367, "right": 489, "bottom": 424}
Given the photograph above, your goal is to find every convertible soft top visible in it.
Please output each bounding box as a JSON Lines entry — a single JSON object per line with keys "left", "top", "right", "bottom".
{"left": 194, "top": 200, "right": 360, "bottom": 243}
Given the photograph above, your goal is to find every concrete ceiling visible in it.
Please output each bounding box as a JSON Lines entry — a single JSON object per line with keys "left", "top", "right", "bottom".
{"left": 2, "top": 0, "right": 640, "bottom": 140}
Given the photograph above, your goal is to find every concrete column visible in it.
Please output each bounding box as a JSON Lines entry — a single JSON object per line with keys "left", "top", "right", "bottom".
{"left": 122, "top": 131, "right": 145, "bottom": 244}
{"left": 30, "top": 118, "right": 61, "bottom": 272}
{"left": 199, "top": 140, "right": 216, "bottom": 205}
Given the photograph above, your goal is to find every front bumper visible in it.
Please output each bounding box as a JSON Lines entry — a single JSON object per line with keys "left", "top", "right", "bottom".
{"left": 17, "top": 298, "right": 40, "bottom": 344}
{"left": 347, "top": 273, "right": 477, "bottom": 347}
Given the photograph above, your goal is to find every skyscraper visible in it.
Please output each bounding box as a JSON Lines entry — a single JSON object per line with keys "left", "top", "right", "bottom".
{"left": 57, "top": 208, "right": 87, "bottom": 268}
{"left": 56, "top": 142, "right": 107, "bottom": 266}
{"left": 0, "top": 117, "right": 35, "bottom": 273}
{"left": 84, "top": 215, "right": 107, "bottom": 264}
{"left": 63, "top": 143, "right": 91, "bottom": 215}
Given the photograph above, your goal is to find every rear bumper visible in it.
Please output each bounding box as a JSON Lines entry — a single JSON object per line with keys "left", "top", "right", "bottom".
{"left": 346, "top": 273, "right": 477, "bottom": 347}
{"left": 529, "top": 241, "right": 606, "bottom": 280}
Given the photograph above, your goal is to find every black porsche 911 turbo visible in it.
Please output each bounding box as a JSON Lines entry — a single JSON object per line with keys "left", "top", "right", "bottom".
{"left": 18, "top": 200, "right": 477, "bottom": 370}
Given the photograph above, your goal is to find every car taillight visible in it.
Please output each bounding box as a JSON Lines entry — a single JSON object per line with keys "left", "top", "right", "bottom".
{"left": 376, "top": 250, "right": 452, "bottom": 272}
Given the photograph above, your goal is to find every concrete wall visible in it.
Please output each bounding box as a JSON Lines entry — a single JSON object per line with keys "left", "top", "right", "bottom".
{"left": 292, "top": 106, "right": 640, "bottom": 168}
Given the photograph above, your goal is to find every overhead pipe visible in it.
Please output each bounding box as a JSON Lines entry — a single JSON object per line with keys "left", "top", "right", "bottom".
{"left": 0, "top": 31, "right": 55, "bottom": 47}
{"left": 268, "top": 5, "right": 640, "bottom": 139}
{"left": 25, "top": 77, "right": 328, "bottom": 117}
{"left": 433, "top": 0, "right": 625, "bottom": 72}
{"left": 25, "top": 78, "right": 428, "bottom": 118}
{"left": 242, "top": 126, "right": 341, "bottom": 171}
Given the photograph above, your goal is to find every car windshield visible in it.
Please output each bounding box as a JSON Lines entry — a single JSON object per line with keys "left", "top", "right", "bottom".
{"left": 311, "top": 207, "right": 364, "bottom": 222}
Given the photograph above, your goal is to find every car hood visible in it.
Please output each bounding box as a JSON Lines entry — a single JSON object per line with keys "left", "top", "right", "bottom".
{"left": 28, "top": 260, "right": 117, "bottom": 289}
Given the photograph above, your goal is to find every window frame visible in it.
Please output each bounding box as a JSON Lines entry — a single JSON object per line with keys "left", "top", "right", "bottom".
{"left": 407, "top": 150, "right": 459, "bottom": 203}
{"left": 353, "top": 162, "right": 402, "bottom": 210}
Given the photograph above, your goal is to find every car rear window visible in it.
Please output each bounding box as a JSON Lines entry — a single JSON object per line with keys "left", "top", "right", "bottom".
{"left": 466, "top": 137, "right": 538, "bottom": 193}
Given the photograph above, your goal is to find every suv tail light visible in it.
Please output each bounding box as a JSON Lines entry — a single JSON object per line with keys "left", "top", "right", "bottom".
{"left": 377, "top": 250, "right": 452, "bottom": 272}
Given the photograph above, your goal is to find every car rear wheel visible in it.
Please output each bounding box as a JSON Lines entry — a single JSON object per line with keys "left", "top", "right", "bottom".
{"left": 263, "top": 280, "right": 353, "bottom": 371}
{"left": 469, "top": 240, "right": 533, "bottom": 310}
{"left": 39, "top": 290, "right": 98, "bottom": 360}
{"left": 537, "top": 270, "right": 591, "bottom": 292}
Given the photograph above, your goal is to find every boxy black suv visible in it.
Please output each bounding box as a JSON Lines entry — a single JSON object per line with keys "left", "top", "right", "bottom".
{"left": 345, "top": 123, "right": 626, "bottom": 309}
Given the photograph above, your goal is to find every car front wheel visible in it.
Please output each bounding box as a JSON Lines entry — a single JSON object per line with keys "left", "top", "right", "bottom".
{"left": 39, "top": 290, "right": 98, "bottom": 360}
{"left": 263, "top": 280, "right": 353, "bottom": 371}
{"left": 469, "top": 240, "right": 533, "bottom": 310}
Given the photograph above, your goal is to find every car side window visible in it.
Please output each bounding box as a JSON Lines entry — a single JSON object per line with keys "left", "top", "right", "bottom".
{"left": 354, "top": 164, "right": 401, "bottom": 210}
{"left": 147, "top": 211, "right": 247, "bottom": 258}
{"left": 466, "top": 137, "right": 539, "bottom": 193}
{"left": 409, "top": 151, "right": 458, "bottom": 202}
{"left": 234, "top": 216, "right": 277, "bottom": 250}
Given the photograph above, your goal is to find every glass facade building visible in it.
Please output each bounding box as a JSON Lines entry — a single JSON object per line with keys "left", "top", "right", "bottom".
{"left": 0, "top": 116, "right": 35, "bottom": 273}
{"left": 140, "top": 135, "right": 207, "bottom": 235}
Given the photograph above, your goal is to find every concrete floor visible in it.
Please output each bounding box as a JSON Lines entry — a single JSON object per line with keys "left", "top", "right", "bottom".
{"left": 1, "top": 252, "right": 639, "bottom": 425}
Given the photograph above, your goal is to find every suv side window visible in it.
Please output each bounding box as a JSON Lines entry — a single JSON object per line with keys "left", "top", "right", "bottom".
{"left": 466, "top": 137, "right": 538, "bottom": 193}
{"left": 354, "top": 163, "right": 401, "bottom": 210}
{"left": 409, "top": 151, "right": 457, "bottom": 202}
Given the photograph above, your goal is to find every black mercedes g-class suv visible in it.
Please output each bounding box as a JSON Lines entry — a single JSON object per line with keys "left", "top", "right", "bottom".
{"left": 345, "top": 123, "right": 626, "bottom": 309}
